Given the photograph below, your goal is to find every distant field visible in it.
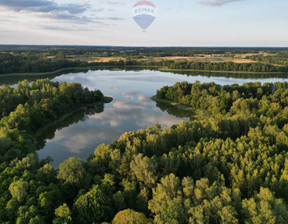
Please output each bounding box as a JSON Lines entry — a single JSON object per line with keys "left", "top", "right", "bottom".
{"left": 66, "top": 56, "right": 126, "bottom": 63}
{"left": 67, "top": 55, "right": 258, "bottom": 64}
{"left": 147, "top": 56, "right": 256, "bottom": 64}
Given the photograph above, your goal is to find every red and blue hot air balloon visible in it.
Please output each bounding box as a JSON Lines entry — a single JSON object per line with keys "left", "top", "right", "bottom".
{"left": 132, "top": 1, "right": 156, "bottom": 31}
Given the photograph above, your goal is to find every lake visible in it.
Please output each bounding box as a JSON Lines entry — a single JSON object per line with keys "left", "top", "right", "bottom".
{"left": 2, "top": 70, "right": 288, "bottom": 166}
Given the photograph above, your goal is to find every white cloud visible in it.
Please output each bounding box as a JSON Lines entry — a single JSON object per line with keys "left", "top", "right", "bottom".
{"left": 99, "top": 0, "right": 125, "bottom": 6}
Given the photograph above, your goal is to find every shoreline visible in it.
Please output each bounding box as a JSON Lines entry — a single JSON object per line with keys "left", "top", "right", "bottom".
{"left": 151, "top": 95, "right": 212, "bottom": 120}
{"left": 0, "top": 66, "right": 115, "bottom": 77}
{"left": 1, "top": 65, "right": 288, "bottom": 78}
{"left": 35, "top": 97, "right": 113, "bottom": 138}
{"left": 158, "top": 67, "right": 288, "bottom": 75}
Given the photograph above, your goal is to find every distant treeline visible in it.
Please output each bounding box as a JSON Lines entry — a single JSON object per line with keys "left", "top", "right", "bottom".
{"left": 164, "top": 70, "right": 288, "bottom": 79}
{"left": 0, "top": 53, "right": 87, "bottom": 74}
{"left": 246, "top": 51, "right": 288, "bottom": 66}
{"left": 119, "top": 60, "right": 288, "bottom": 73}
{"left": 1, "top": 52, "right": 288, "bottom": 75}
{"left": 165, "top": 61, "right": 288, "bottom": 73}
{"left": 1, "top": 45, "right": 288, "bottom": 56}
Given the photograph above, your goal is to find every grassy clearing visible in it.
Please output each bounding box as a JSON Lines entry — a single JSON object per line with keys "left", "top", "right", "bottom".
{"left": 148, "top": 56, "right": 257, "bottom": 64}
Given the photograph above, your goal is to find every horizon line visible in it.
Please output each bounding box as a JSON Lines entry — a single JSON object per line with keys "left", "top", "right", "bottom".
{"left": 0, "top": 44, "right": 288, "bottom": 49}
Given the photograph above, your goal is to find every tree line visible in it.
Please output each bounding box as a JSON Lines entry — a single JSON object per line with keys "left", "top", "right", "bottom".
{"left": 246, "top": 51, "right": 288, "bottom": 66}
{"left": 0, "top": 53, "right": 88, "bottom": 74}
{"left": 104, "top": 60, "right": 288, "bottom": 73}
{"left": 164, "top": 61, "right": 288, "bottom": 73}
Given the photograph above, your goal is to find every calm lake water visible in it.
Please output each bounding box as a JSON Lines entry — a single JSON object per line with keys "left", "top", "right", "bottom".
{"left": 2, "top": 70, "right": 288, "bottom": 166}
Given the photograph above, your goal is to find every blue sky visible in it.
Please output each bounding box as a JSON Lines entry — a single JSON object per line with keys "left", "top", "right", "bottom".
{"left": 0, "top": 0, "right": 287, "bottom": 46}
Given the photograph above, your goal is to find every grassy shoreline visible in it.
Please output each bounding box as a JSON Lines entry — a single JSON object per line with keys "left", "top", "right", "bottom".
{"left": 0, "top": 67, "right": 89, "bottom": 77}
{"left": 0, "top": 65, "right": 158, "bottom": 77}
{"left": 158, "top": 67, "right": 288, "bottom": 75}
{"left": 151, "top": 95, "right": 194, "bottom": 111}
{"left": 0, "top": 66, "right": 117, "bottom": 77}
{"left": 151, "top": 95, "right": 212, "bottom": 120}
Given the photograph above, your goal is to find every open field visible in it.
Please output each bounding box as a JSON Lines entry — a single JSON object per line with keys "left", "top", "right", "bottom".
{"left": 67, "top": 55, "right": 258, "bottom": 64}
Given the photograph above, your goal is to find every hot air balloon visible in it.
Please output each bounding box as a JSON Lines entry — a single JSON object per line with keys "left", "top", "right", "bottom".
{"left": 132, "top": 1, "right": 156, "bottom": 31}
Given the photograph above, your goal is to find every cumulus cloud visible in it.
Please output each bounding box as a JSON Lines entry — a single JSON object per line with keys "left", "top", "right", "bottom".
{"left": 0, "top": 0, "right": 102, "bottom": 23}
{"left": 200, "top": 0, "right": 244, "bottom": 7}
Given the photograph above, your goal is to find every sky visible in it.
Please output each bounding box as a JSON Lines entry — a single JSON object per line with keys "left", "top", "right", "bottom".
{"left": 0, "top": 0, "right": 287, "bottom": 47}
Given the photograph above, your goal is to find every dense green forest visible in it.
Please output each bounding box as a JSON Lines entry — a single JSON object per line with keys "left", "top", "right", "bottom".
{"left": 2, "top": 80, "right": 288, "bottom": 223}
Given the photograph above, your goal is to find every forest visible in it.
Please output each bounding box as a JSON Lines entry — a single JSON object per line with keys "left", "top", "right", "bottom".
{"left": 1, "top": 79, "right": 288, "bottom": 223}
{"left": 0, "top": 53, "right": 87, "bottom": 74}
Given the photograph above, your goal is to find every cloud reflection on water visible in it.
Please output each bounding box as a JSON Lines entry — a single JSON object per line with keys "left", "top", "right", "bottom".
{"left": 38, "top": 94, "right": 185, "bottom": 166}
{"left": 91, "top": 98, "right": 187, "bottom": 129}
